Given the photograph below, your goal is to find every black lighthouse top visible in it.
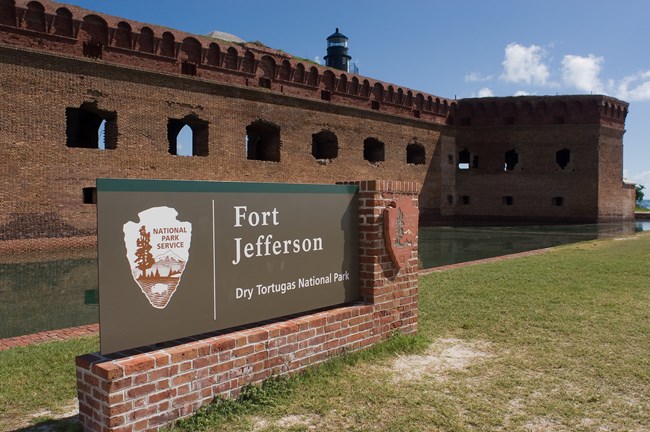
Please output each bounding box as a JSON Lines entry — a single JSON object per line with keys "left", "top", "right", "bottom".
{"left": 324, "top": 28, "right": 351, "bottom": 73}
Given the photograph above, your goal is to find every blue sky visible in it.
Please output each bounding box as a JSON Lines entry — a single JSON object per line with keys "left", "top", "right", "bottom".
{"left": 67, "top": 0, "right": 649, "bottom": 190}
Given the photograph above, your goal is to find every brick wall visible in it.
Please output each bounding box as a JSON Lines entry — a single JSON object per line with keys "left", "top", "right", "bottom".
{"left": 75, "top": 180, "right": 419, "bottom": 432}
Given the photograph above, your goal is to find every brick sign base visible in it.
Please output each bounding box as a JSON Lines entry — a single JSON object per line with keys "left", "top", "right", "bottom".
{"left": 76, "top": 180, "right": 420, "bottom": 431}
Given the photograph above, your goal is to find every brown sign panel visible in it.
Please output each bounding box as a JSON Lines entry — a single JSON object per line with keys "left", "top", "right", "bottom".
{"left": 383, "top": 197, "right": 417, "bottom": 269}
{"left": 97, "top": 179, "right": 359, "bottom": 354}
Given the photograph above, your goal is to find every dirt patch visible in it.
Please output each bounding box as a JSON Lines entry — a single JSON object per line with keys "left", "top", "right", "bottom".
{"left": 2, "top": 399, "right": 79, "bottom": 431}
{"left": 253, "top": 414, "right": 319, "bottom": 431}
{"left": 390, "top": 338, "right": 493, "bottom": 382}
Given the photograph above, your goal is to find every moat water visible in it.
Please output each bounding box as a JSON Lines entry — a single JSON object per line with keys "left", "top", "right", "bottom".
{"left": 1, "top": 221, "right": 649, "bottom": 339}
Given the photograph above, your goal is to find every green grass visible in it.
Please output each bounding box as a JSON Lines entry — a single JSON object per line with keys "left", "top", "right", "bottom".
{"left": 0, "top": 336, "right": 98, "bottom": 430}
{"left": 636, "top": 205, "right": 649, "bottom": 212}
{"left": 173, "top": 234, "right": 650, "bottom": 431}
{"left": 3, "top": 234, "right": 650, "bottom": 431}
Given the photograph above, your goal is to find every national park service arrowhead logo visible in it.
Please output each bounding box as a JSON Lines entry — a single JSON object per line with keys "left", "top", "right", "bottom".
{"left": 383, "top": 197, "right": 417, "bottom": 269}
{"left": 123, "top": 207, "right": 192, "bottom": 309}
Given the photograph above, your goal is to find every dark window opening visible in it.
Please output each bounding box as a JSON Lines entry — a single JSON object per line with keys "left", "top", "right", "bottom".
{"left": 259, "top": 77, "right": 272, "bottom": 89}
{"left": 363, "top": 138, "right": 385, "bottom": 164}
{"left": 181, "top": 61, "right": 197, "bottom": 76}
{"left": 321, "top": 90, "right": 331, "bottom": 101}
{"left": 371, "top": 100, "right": 380, "bottom": 110}
{"left": 458, "top": 149, "right": 470, "bottom": 170}
{"left": 461, "top": 195, "right": 470, "bottom": 205}
{"left": 447, "top": 195, "right": 453, "bottom": 205}
{"left": 552, "top": 196, "right": 564, "bottom": 206}
{"left": 66, "top": 104, "right": 117, "bottom": 149}
{"left": 472, "top": 155, "right": 479, "bottom": 169}
{"left": 406, "top": 143, "right": 425, "bottom": 165}
{"left": 0, "top": 0, "right": 17, "bottom": 26}
{"left": 412, "top": 109, "right": 421, "bottom": 118}
{"left": 54, "top": 8, "right": 73, "bottom": 37}
{"left": 25, "top": 1, "right": 46, "bottom": 33}
{"left": 504, "top": 149, "right": 519, "bottom": 171}
{"left": 82, "top": 187, "right": 97, "bottom": 204}
{"left": 82, "top": 41, "right": 102, "bottom": 59}
{"left": 168, "top": 116, "right": 209, "bottom": 157}
{"left": 503, "top": 196, "right": 514, "bottom": 205}
{"left": 447, "top": 154, "right": 454, "bottom": 165}
{"left": 556, "top": 148, "right": 571, "bottom": 169}
{"left": 312, "top": 130, "right": 338, "bottom": 160}
{"left": 246, "top": 120, "right": 281, "bottom": 162}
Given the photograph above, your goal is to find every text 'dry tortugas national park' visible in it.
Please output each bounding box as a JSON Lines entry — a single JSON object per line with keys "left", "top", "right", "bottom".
{"left": 0, "top": 0, "right": 636, "bottom": 430}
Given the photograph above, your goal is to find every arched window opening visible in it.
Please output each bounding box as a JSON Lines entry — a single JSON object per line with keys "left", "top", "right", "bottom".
{"left": 224, "top": 47, "right": 238, "bottom": 69}
{"left": 242, "top": 51, "right": 255, "bottom": 73}
{"left": 138, "top": 27, "right": 154, "bottom": 53}
{"left": 0, "top": 0, "right": 16, "bottom": 27}
{"left": 504, "top": 149, "right": 518, "bottom": 171}
{"left": 312, "top": 130, "right": 338, "bottom": 161}
{"left": 406, "top": 142, "right": 425, "bottom": 165}
{"left": 337, "top": 74, "right": 347, "bottom": 92}
{"left": 293, "top": 63, "right": 305, "bottom": 83}
{"left": 278, "top": 60, "right": 291, "bottom": 81}
{"left": 81, "top": 15, "right": 108, "bottom": 44}
{"left": 386, "top": 86, "right": 394, "bottom": 103}
{"left": 246, "top": 120, "right": 281, "bottom": 162}
{"left": 115, "top": 22, "right": 132, "bottom": 49}
{"left": 322, "top": 71, "right": 335, "bottom": 91}
{"left": 207, "top": 43, "right": 220, "bottom": 66}
{"left": 168, "top": 116, "right": 209, "bottom": 157}
{"left": 25, "top": 1, "right": 45, "bottom": 33}
{"left": 415, "top": 93, "right": 424, "bottom": 110}
{"left": 66, "top": 103, "right": 117, "bottom": 149}
{"left": 426, "top": 96, "right": 433, "bottom": 111}
{"left": 406, "top": 91, "right": 413, "bottom": 107}
{"left": 363, "top": 137, "right": 384, "bottom": 165}
{"left": 181, "top": 37, "right": 202, "bottom": 64}
{"left": 372, "top": 83, "right": 384, "bottom": 101}
{"left": 556, "top": 148, "right": 571, "bottom": 169}
{"left": 307, "top": 67, "right": 319, "bottom": 86}
{"left": 81, "top": 15, "right": 108, "bottom": 58}
{"left": 53, "top": 8, "right": 73, "bottom": 37}
{"left": 458, "top": 149, "right": 470, "bottom": 170}
{"left": 360, "top": 80, "right": 370, "bottom": 98}
{"left": 395, "top": 88, "right": 404, "bottom": 105}
{"left": 349, "top": 77, "right": 359, "bottom": 95}
{"left": 159, "top": 32, "right": 175, "bottom": 57}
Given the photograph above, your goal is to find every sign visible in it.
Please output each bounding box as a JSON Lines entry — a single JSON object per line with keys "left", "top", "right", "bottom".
{"left": 383, "top": 197, "right": 417, "bottom": 269}
{"left": 97, "top": 179, "right": 359, "bottom": 354}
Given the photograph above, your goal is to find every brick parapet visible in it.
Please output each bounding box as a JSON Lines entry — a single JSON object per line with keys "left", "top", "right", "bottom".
{"left": 0, "top": 0, "right": 453, "bottom": 125}
{"left": 75, "top": 180, "right": 419, "bottom": 431}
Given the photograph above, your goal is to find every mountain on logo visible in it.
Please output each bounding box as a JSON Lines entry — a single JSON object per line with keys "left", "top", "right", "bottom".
{"left": 123, "top": 206, "right": 192, "bottom": 309}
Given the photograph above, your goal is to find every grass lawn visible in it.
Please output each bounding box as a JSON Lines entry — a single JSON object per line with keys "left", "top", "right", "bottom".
{"left": 2, "top": 234, "right": 649, "bottom": 431}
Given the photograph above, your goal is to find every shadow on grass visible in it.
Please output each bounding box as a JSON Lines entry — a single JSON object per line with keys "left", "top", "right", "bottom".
{"left": 10, "top": 415, "right": 80, "bottom": 432}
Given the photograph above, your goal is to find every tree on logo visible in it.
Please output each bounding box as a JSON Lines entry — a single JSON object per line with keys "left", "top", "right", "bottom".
{"left": 135, "top": 225, "right": 155, "bottom": 277}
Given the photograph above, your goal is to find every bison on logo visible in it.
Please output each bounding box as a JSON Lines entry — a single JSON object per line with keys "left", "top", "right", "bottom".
{"left": 123, "top": 206, "right": 192, "bottom": 309}
{"left": 383, "top": 197, "right": 417, "bottom": 269}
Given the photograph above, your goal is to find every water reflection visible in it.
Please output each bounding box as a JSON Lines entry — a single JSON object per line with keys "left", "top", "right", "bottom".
{"left": 1, "top": 222, "right": 648, "bottom": 339}
{"left": 419, "top": 221, "right": 650, "bottom": 269}
{"left": 0, "top": 258, "right": 98, "bottom": 338}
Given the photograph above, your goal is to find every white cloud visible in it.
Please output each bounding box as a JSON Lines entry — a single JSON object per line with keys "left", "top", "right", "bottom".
{"left": 314, "top": 56, "right": 323, "bottom": 65}
{"left": 513, "top": 90, "right": 532, "bottom": 96}
{"left": 612, "top": 70, "right": 650, "bottom": 101}
{"left": 476, "top": 87, "right": 494, "bottom": 97}
{"left": 626, "top": 170, "right": 650, "bottom": 189}
{"left": 501, "top": 43, "right": 551, "bottom": 86}
{"left": 561, "top": 54, "right": 604, "bottom": 93}
{"left": 465, "top": 72, "right": 493, "bottom": 82}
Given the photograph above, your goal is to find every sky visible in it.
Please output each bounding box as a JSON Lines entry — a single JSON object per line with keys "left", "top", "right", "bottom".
{"left": 66, "top": 0, "right": 650, "bottom": 191}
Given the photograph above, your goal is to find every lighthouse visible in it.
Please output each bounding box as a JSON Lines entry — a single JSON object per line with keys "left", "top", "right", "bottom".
{"left": 324, "top": 28, "right": 351, "bottom": 73}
